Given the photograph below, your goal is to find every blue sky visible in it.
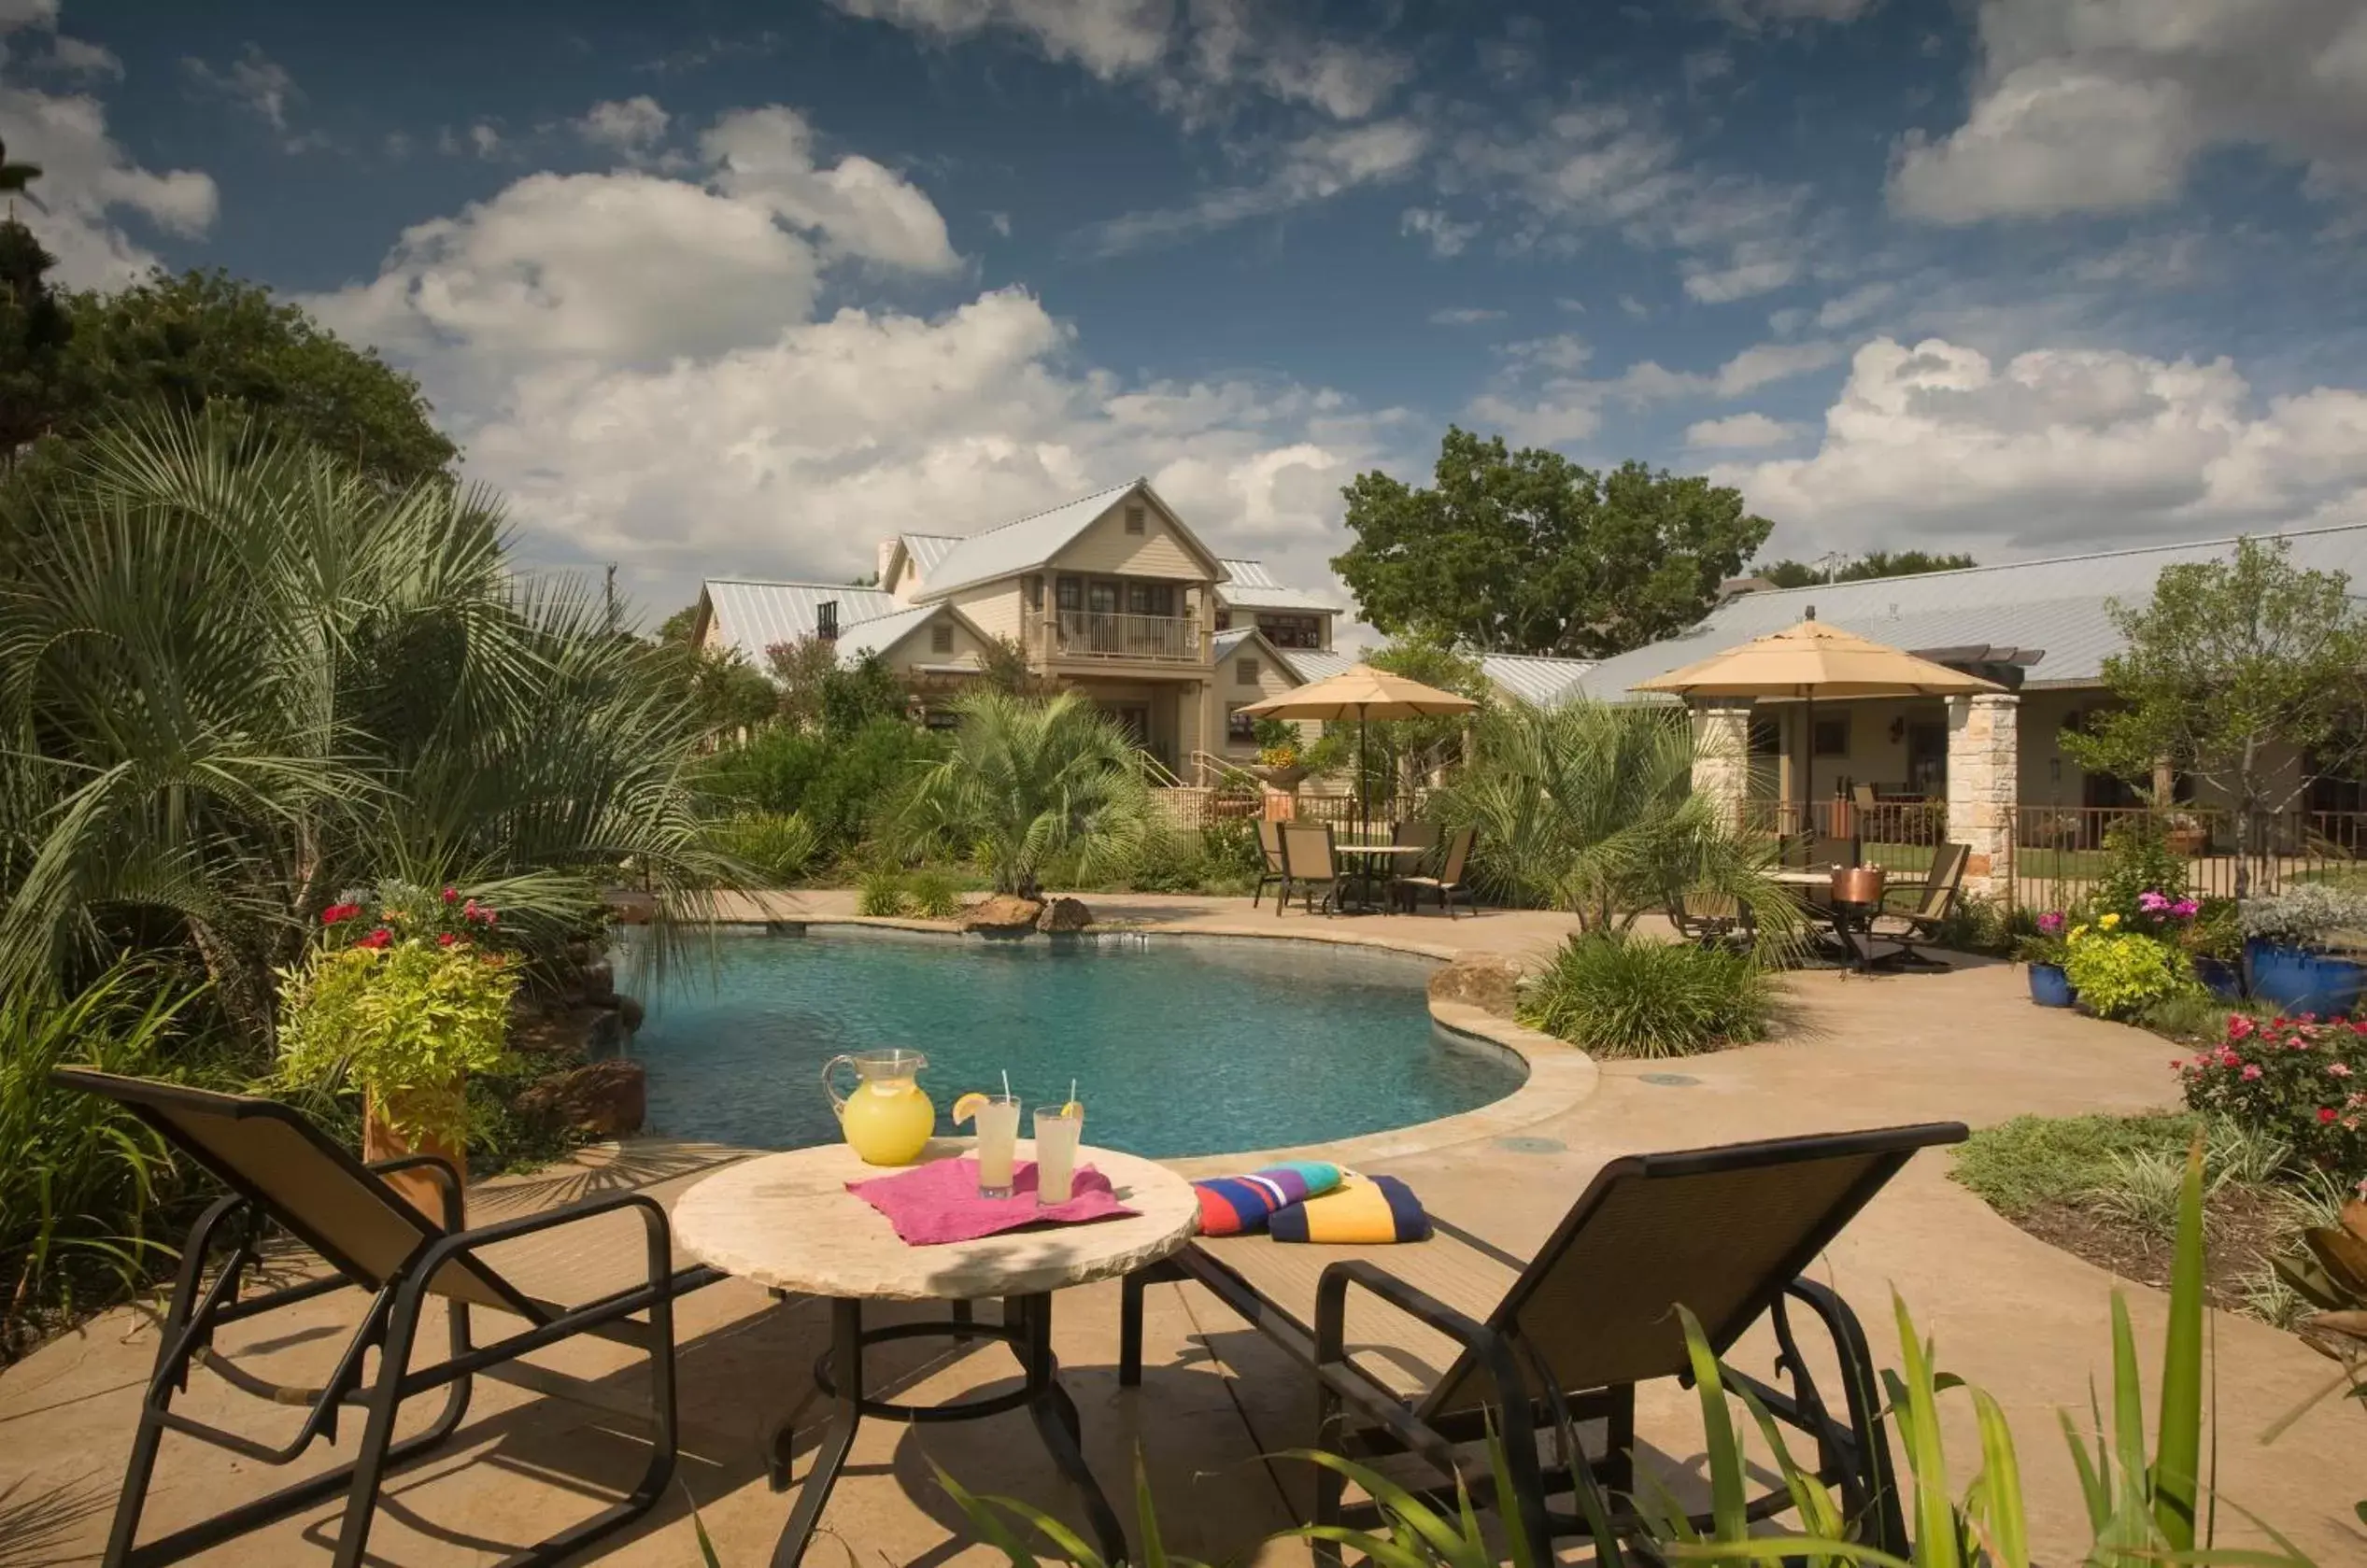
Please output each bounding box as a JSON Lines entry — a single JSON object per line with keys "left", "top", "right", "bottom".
{"left": 7, "top": 0, "right": 2366, "bottom": 625}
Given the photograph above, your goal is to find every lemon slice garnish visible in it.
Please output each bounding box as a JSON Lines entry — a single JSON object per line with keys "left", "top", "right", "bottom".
{"left": 951, "top": 1092, "right": 989, "bottom": 1125}
{"left": 1061, "top": 1100, "right": 1083, "bottom": 1118}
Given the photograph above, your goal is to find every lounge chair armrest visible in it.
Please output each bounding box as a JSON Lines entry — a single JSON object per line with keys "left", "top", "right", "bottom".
{"left": 1313, "top": 1259, "right": 1493, "bottom": 1364}
{"left": 413, "top": 1190, "right": 679, "bottom": 1315}
{"left": 368, "top": 1153, "right": 465, "bottom": 1230}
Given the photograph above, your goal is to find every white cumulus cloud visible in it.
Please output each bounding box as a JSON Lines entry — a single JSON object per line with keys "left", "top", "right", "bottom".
{"left": 1686, "top": 412, "right": 1803, "bottom": 448}
{"left": 574, "top": 95, "right": 670, "bottom": 154}
{"left": 1713, "top": 336, "right": 2367, "bottom": 554}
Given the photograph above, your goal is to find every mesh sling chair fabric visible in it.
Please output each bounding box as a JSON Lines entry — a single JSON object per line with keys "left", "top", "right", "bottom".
{"left": 1390, "top": 826, "right": 1476, "bottom": 916}
{"left": 1252, "top": 818, "right": 1288, "bottom": 909}
{"left": 1277, "top": 822, "right": 1339, "bottom": 916}
{"left": 1119, "top": 1123, "right": 1966, "bottom": 1563}
{"left": 51, "top": 1067, "right": 725, "bottom": 1568}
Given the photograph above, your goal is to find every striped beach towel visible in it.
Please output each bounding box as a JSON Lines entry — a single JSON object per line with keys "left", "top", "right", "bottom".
{"left": 1192, "top": 1161, "right": 1342, "bottom": 1236}
{"left": 1269, "top": 1173, "right": 1431, "bottom": 1244}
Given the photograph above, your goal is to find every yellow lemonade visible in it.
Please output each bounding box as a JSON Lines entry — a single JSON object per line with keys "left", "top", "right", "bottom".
{"left": 823, "top": 1049, "right": 936, "bottom": 1165}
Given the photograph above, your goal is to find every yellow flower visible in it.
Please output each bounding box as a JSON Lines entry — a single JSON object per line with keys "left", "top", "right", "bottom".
{"left": 2099, "top": 912, "right": 2121, "bottom": 929}
{"left": 2069, "top": 925, "right": 2088, "bottom": 942}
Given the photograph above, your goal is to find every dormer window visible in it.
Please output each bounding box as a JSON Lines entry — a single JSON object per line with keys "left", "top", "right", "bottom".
{"left": 816, "top": 600, "right": 838, "bottom": 641}
{"left": 1124, "top": 504, "right": 1145, "bottom": 535}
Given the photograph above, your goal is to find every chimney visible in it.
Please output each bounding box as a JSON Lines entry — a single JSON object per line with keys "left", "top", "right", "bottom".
{"left": 816, "top": 600, "right": 839, "bottom": 642}
{"left": 876, "top": 537, "right": 900, "bottom": 592}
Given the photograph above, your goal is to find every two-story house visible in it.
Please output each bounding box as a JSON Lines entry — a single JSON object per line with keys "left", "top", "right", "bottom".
{"left": 692, "top": 478, "right": 1344, "bottom": 778}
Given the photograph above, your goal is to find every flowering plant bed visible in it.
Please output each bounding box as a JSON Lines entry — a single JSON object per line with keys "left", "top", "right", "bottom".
{"left": 2180, "top": 1012, "right": 2367, "bottom": 1173}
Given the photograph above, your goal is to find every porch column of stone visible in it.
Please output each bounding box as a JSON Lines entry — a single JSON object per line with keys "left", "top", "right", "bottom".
{"left": 1947, "top": 692, "right": 2019, "bottom": 897}
{"left": 1689, "top": 699, "right": 1753, "bottom": 832}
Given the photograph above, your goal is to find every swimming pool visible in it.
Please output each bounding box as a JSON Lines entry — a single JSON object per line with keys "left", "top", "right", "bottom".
{"left": 622, "top": 927, "right": 1524, "bottom": 1158}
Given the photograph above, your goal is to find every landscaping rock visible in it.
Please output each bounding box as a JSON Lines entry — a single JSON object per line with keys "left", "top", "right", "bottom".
{"left": 1427, "top": 952, "right": 1524, "bottom": 1020}
{"left": 616, "top": 994, "right": 645, "bottom": 1033}
{"left": 1036, "top": 897, "right": 1094, "bottom": 933}
{"left": 959, "top": 895, "right": 1044, "bottom": 935}
{"left": 604, "top": 889, "right": 657, "bottom": 925}
{"left": 517, "top": 1060, "right": 646, "bottom": 1138}
{"left": 581, "top": 959, "right": 617, "bottom": 1006}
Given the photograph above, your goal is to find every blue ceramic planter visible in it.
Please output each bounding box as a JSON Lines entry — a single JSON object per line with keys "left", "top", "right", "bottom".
{"left": 2027, "top": 963, "right": 2078, "bottom": 1009}
{"left": 2193, "top": 955, "right": 2243, "bottom": 1000}
{"left": 2245, "top": 938, "right": 2364, "bottom": 1019}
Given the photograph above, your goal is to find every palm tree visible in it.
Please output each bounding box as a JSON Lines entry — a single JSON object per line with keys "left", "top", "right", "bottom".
{"left": 1431, "top": 698, "right": 1803, "bottom": 947}
{"left": 889, "top": 691, "right": 1158, "bottom": 897}
{"left": 0, "top": 411, "right": 732, "bottom": 1044}
{"left": 0, "top": 139, "right": 44, "bottom": 211}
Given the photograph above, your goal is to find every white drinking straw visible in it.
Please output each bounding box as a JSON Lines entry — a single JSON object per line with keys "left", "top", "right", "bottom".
{"left": 1002, "top": 1068, "right": 1013, "bottom": 1099}
{"left": 1069, "top": 1078, "right": 1078, "bottom": 1108}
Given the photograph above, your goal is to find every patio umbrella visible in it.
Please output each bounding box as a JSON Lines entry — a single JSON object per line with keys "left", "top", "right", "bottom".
{"left": 1631, "top": 615, "right": 2005, "bottom": 826}
{"left": 1240, "top": 663, "right": 1478, "bottom": 831}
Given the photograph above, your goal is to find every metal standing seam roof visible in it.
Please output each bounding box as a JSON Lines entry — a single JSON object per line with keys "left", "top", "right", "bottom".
{"left": 702, "top": 580, "right": 906, "bottom": 667}
{"left": 1573, "top": 522, "right": 2367, "bottom": 700}
{"left": 1479, "top": 653, "right": 1599, "bottom": 707}
{"left": 897, "top": 533, "right": 963, "bottom": 580}
{"left": 1214, "top": 558, "right": 1342, "bottom": 614}
{"left": 833, "top": 603, "right": 954, "bottom": 666}
{"left": 905, "top": 479, "right": 1237, "bottom": 600}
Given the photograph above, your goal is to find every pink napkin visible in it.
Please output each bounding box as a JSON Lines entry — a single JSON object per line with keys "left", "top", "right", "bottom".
{"left": 847, "top": 1157, "right": 1137, "bottom": 1246}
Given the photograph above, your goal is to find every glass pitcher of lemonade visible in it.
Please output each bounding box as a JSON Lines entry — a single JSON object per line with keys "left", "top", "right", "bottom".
{"left": 822, "top": 1049, "right": 936, "bottom": 1165}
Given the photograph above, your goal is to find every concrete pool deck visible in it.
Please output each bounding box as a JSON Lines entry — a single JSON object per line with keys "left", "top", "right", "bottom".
{"left": 5, "top": 893, "right": 2361, "bottom": 1565}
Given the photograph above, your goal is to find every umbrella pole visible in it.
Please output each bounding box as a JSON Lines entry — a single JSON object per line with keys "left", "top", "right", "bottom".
{"left": 1803, "top": 690, "right": 1815, "bottom": 840}
{"left": 1357, "top": 703, "right": 1369, "bottom": 837}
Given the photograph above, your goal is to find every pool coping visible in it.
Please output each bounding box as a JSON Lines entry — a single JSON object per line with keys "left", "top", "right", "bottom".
{"left": 674, "top": 915, "right": 1600, "bottom": 1175}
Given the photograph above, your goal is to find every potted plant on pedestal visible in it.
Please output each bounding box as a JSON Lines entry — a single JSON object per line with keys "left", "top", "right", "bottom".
{"left": 277, "top": 883, "right": 520, "bottom": 1221}
{"left": 2240, "top": 883, "right": 2367, "bottom": 1019}
{"left": 2018, "top": 911, "right": 2076, "bottom": 1007}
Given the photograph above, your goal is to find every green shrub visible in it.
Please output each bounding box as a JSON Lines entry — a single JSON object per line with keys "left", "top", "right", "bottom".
{"left": 903, "top": 869, "right": 964, "bottom": 920}
{"left": 702, "top": 717, "right": 945, "bottom": 859}
{"left": 1953, "top": 1111, "right": 2204, "bottom": 1216}
{"left": 1518, "top": 932, "right": 1779, "bottom": 1058}
{"left": 1927, "top": 891, "right": 2035, "bottom": 957}
{"left": 1, "top": 966, "right": 216, "bottom": 1358}
{"left": 1126, "top": 830, "right": 1206, "bottom": 893}
{"left": 707, "top": 811, "right": 821, "bottom": 886}
{"left": 2062, "top": 927, "right": 2197, "bottom": 1020}
{"left": 2091, "top": 812, "right": 2190, "bottom": 916}
{"left": 857, "top": 869, "right": 909, "bottom": 917}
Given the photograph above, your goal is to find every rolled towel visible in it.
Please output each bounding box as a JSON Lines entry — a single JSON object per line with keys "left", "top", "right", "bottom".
{"left": 1193, "top": 1160, "right": 1342, "bottom": 1236}
{"left": 1269, "top": 1173, "right": 1430, "bottom": 1244}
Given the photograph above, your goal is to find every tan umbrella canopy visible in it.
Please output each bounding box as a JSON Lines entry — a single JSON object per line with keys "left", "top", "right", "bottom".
{"left": 1633, "top": 616, "right": 2005, "bottom": 819}
{"left": 1241, "top": 664, "right": 1478, "bottom": 826}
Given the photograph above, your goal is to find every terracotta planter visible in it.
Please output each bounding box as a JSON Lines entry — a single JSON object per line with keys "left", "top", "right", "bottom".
{"left": 2164, "top": 825, "right": 2209, "bottom": 856}
{"left": 1248, "top": 763, "right": 1310, "bottom": 792}
{"left": 363, "top": 1086, "right": 467, "bottom": 1225}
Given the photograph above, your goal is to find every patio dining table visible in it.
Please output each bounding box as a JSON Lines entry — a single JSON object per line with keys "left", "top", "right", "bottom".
{"left": 1330, "top": 841, "right": 1431, "bottom": 913}
{"left": 673, "top": 1139, "right": 1200, "bottom": 1566}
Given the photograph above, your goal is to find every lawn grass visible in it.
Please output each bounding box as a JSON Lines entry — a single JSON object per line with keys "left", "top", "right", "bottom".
{"left": 1950, "top": 1110, "right": 2203, "bottom": 1217}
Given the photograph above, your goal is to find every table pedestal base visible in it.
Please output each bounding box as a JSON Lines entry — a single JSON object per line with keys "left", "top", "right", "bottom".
{"left": 766, "top": 1293, "right": 1124, "bottom": 1567}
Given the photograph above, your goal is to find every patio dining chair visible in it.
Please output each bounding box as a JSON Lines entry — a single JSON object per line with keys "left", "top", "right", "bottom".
{"left": 1252, "top": 818, "right": 1289, "bottom": 909}
{"left": 1391, "top": 818, "right": 1442, "bottom": 870}
{"left": 1278, "top": 821, "right": 1340, "bottom": 916}
{"left": 1121, "top": 1123, "right": 1966, "bottom": 1564}
{"left": 1866, "top": 841, "right": 1971, "bottom": 971}
{"left": 1391, "top": 826, "right": 1477, "bottom": 916}
{"left": 50, "top": 1067, "right": 724, "bottom": 1568}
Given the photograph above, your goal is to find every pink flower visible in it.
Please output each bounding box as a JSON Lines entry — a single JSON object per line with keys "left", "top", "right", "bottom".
{"left": 2138, "top": 891, "right": 2168, "bottom": 912}
{"left": 437, "top": 931, "right": 459, "bottom": 948}
{"left": 442, "top": 885, "right": 461, "bottom": 904}
{"left": 2241, "top": 1064, "right": 2263, "bottom": 1080}
{"left": 321, "top": 902, "right": 361, "bottom": 925}
{"left": 2171, "top": 898, "right": 2199, "bottom": 918}
{"left": 2037, "top": 911, "right": 2065, "bottom": 936}
{"left": 2318, "top": 1107, "right": 2340, "bottom": 1124}
{"left": 2330, "top": 1061, "right": 2354, "bottom": 1078}
{"left": 2218, "top": 1050, "right": 2242, "bottom": 1067}
{"left": 2227, "top": 1015, "right": 2256, "bottom": 1040}
{"left": 357, "top": 927, "right": 393, "bottom": 951}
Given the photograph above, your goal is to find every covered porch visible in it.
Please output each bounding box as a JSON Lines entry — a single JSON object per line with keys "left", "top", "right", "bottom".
{"left": 1070, "top": 675, "right": 1204, "bottom": 778}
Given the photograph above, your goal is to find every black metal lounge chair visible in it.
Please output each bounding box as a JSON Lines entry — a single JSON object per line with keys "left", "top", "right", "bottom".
{"left": 1665, "top": 887, "right": 1744, "bottom": 950}
{"left": 1866, "top": 841, "right": 1971, "bottom": 971}
{"left": 1251, "top": 818, "right": 1289, "bottom": 909}
{"left": 51, "top": 1067, "right": 725, "bottom": 1568}
{"left": 1120, "top": 1123, "right": 1966, "bottom": 1563}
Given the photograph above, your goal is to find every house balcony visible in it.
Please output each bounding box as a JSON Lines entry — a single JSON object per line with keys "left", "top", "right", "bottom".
{"left": 1043, "top": 609, "right": 1203, "bottom": 664}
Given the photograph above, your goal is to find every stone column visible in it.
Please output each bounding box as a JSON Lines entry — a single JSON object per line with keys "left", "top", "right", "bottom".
{"left": 1947, "top": 692, "right": 2019, "bottom": 897}
{"left": 1689, "top": 699, "right": 1753, "bottom": 832}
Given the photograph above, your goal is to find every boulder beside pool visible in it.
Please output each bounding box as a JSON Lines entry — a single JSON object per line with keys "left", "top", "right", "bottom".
{"left": 517, "top": 1059, "right": 647, "bottom": 1138}
{"left": 959, "top": 894, "right": 1044, "bottom": 935}
{"left": 1426, "top": 951, "right": 1524, "bottom": 1020}
{"left": 1037, "top": 897, "right": 1094, "bottom": 933}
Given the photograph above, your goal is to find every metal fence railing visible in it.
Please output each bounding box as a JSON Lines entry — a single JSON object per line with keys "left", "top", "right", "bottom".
{"left": 2001, "top": 805, "right": 2367, "bottom": 911}
{"left": 1739, "top": 798, "right": 1946, "bottom": 877}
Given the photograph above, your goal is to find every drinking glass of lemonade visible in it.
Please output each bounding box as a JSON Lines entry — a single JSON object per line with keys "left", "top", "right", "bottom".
{"left": 1033, "top": 1101, "right": 1084, "bottom": 1205}
{"left": 971, "top": 1094, "right": 1022, "bottom": 1199}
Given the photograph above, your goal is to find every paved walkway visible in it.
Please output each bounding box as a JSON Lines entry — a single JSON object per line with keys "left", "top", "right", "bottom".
{"left": 4, "top": 894, "right": 2360, "bottom": 1565}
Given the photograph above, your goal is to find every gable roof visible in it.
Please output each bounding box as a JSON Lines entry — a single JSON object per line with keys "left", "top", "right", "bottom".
{"left": 898, "top": 533, "right": 962, "bottom": 580}
{"left": 1215, "top": 558, "right": 1340, "bottom": 614}
{"left": 701, "top": 579, "right": 974, "bottom": 671}
{"left": 834, "top": 603, "right": 947, "bottom": 664}
{"left": 908, "top": 478, "right": 1228, "bottom": 600}
{"left": 1481, "top": 652, "right": 1599, "bottom": 708}
{"left": 1573, "top": 521, "right": 2367, "bottom": 700}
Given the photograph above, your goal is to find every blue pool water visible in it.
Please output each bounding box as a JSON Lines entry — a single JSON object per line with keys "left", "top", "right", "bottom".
{"left": 622, "top": 928, "right": 1524, "bottom": 1158}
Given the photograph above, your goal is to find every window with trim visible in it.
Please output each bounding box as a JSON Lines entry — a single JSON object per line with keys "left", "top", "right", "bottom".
{"left": 930, "top": 624, "right": 954, "bottom": 655}
{"left": 1226, "top": 705, "right": 1256, "bottom": 743}
{"left": 1213, "top": 609, "right": 1231, "bottom": 631}
{"left": 1812, "top": 715, "right": 1850, "bottom": 757}
{"left": 1056, "top": 576, "right": 1081, "bottom": 612}
{"left": 1125, "top": 581, "right": 1175, "bottom": 616}
{"left": 1236, "top": 657, "right": 1260, "bottom": 685}
{"left": 1124, "top": 504, "right": 1145, "bottom": 534}
{"left": 1255, "top": 613, "right": 1324, "bottom": 649}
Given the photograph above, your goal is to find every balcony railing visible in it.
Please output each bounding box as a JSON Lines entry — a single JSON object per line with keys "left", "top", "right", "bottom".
{"left": 1048, "top": 610, "right": 1201, "bottom": 662}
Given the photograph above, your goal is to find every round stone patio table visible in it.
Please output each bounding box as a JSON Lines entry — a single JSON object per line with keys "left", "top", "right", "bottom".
{"left": 673, "top": 1138, "right": 1199, "bottom": 1567}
